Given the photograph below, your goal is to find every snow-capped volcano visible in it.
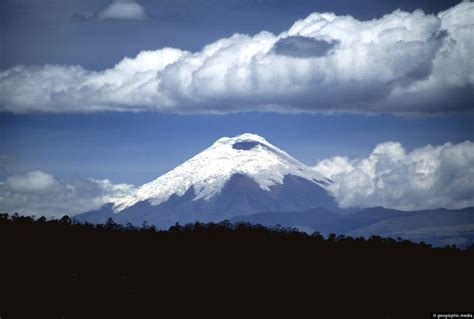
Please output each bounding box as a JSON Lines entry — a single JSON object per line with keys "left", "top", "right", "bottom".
{"left": 76, "top": 133, "right": 336, "bottom": 227}
{"left": 113, "top": 133, "right": 330, "bottom": 212}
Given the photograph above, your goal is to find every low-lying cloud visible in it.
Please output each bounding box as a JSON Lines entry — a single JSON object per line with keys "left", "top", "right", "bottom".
{"left": 0, "top": 171, "right": 134, "bottom": 218}
{"left": 313, "top": 140, "right": 474, "bottom": 210}
{"left": 1, "top": 2, "right": 473, "bottom": 114}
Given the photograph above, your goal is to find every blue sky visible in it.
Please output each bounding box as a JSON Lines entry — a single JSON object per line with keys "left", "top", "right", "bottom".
{"left": 1, "top": 112, "right": 471, "bottom": 184}
{"left": 0, "top": 0, "right": 473, "bottom": 216}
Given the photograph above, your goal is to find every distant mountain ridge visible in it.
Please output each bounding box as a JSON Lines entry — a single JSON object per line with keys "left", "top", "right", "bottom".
{"left": 229, "top": 206, "right": 474, "bottom": 247}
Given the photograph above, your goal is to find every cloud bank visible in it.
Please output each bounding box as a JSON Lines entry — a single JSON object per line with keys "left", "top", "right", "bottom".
{"left": 1, "top": 2, "right": 473, "bottom": 114}
{"left": 0, "top": 171, "right": 134, "bottom": 218}
{"left": 313, "top": 140, "right": 474, "bottom": 210}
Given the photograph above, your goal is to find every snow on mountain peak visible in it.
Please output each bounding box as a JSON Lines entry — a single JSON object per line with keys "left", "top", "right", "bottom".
{"left": 112, "top": 133, "right": 330, "bottom": 212}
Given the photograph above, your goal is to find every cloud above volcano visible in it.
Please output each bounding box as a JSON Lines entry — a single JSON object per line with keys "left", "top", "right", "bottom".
{"left": 1, "top": 2, "right": 473, "bottom": 114}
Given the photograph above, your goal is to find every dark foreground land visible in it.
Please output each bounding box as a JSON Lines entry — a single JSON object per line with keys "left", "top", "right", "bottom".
{"left": 1, "top": 214, "right": 473, "bottom": 319}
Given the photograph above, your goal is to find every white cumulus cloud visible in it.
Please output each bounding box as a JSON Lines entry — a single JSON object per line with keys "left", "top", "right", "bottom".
{"left": 313, "top": 140, "right": 474, "bottom": 210}
{"left": 1, "top": 2, "right": 473, "bottom": 114}
{"left": 0, "top": 171, "right": 135, "bottom": 218}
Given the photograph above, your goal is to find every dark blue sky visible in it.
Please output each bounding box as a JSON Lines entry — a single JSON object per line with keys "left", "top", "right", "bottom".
{"left": 1, "top": 112, "right": 471, "bottom": 184}
{"left": 1, "top": 0, "right": 472, "bottom": 185}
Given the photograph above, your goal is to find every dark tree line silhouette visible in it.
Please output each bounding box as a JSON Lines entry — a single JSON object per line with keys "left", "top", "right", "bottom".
{"left": 0, "top": 212, "right": 473, "bottom": 318}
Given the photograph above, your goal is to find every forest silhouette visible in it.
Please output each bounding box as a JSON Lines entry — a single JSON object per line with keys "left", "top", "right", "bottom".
{"left": 1, "top": 213, "right": 473, "bottom": 318}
